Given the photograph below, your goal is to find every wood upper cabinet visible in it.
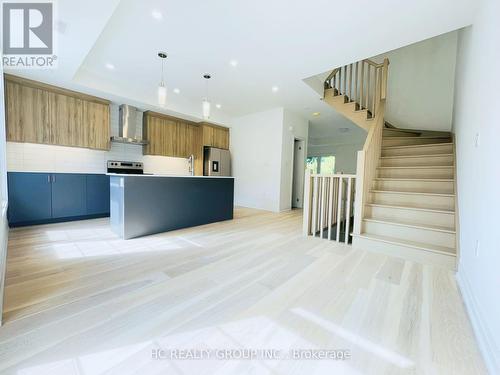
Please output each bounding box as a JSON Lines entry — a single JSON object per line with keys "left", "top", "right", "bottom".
{"left": 5, "top": 80, "right": 50, "bottom": 144}
{"left": 143, "top": 112, "right": 204, "bottom": 175}
{"left": 83, "top": 101, "right": 110, "bottom": 150}
{"left": 201, "top": 123, "right": 229, "bottom": 149}
{"left": 143, "top": 114, "right": 177, "bottom": 156}
{"left": 48, "top": 92, "right": 84, "bottom": 147}
{"left": 143, "top": 112, "right": 202, "bottom": 158}
{"left": 4, "top": 74, "right": 111, "bottom": 150}
{"left": 177, "top": 122, "right": 201, "bottom": 158}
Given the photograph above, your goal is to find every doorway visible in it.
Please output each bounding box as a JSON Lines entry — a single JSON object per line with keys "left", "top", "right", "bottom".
{"left": 291, "top": 139, "right": 305, "bottom": 208}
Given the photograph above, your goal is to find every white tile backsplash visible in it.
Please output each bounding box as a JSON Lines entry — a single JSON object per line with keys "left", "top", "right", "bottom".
{"left": 6, "top": 103, "right": 189, "bottom": 175}
{"left": 7, "top": 141, "right": 189, "bottom": 175}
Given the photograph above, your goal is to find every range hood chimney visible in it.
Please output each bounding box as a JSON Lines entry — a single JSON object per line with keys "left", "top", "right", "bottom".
{"left": 110, "top": 104, "right": 149, "bottom": 145}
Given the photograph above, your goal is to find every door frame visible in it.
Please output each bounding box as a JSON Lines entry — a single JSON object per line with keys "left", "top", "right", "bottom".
{"left": 291, "top": 137, "right": 306, "bottom": 208}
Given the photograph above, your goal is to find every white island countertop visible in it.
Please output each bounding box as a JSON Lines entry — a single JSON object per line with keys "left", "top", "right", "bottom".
{"left": 106, "top": 173, "right": 234, "bottom": 179}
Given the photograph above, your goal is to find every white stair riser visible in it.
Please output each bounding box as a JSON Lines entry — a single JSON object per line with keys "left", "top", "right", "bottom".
{"left": 365, "top": 205, "right": 455, "bottom": 229}
{"left": 370, "top": 192, "right": 455, "bottom": 211}
{"left": 380, "top": 155, "right": 454, "bottom": 167}
{"left": 373, "top": 179, "right": 454, "bottom": 194}
{"left": 363, "top": 220, "right": 455, "bottom": 248}
{"left": 377, "top": 167, "right": 454, "bottom": 179}
{"left": 382, "top": 137, "right": 451, "bottom": 147}
{"left": 352, "top": 236, "right": 456, "bottom": 269}
{"left": 382, "top": 144, "right": 453, "bottom": 157}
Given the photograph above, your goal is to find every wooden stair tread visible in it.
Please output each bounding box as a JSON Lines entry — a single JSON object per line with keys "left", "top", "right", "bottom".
{"left": 383, "top": 136, "right": 451, "bottom": 140}
{"left": 366, "top": 203, "right": 455, "bottom": 214}
{"left": 371, "top": 190, "right": 455, "bottom": 197}
{"left": 355, "top": 233, "right": 456, "bottom": 256}
{"left": 363, "top": 217, "right": 455, "bottom": 233}
{"left": 374, "top": 177, "right": 454, "bottom": 181}
{"left": 377, "top": 165, "right": 454, "bottom": 169}
{"left": 380, "top": 154, "right": 454, "bottom": 159}
{"left": 382, "top": 142, "right": 454, "bottom": 150}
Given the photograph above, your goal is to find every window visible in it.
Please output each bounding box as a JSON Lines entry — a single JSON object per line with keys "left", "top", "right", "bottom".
{"left": 306, "top": 156, "right": 320, "bottom": 173}
{"left": 320, "top": 155, "right": 335, "bottom": 174}
{"left": 306, "top": 155, "right": 335, "bottom": 174}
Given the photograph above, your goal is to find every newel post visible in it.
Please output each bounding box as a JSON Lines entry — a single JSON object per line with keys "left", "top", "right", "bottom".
{"left": 353, "top": 150, "right": 365, "bottom": 235}
{"left": 381, "top": 58, "right": 389, "bottom": 100}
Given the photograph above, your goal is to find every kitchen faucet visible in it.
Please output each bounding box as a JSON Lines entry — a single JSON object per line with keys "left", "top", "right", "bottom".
{"left": 188, "top": 154, "right": 195, "bottom": 176}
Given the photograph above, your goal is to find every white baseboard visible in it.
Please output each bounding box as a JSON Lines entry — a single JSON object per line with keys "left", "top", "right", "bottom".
{"left": 233, "top": 203, "right": 280, "bottom": 213}
{"left": 456, "top": 268, "right": 499, "bottom": 374}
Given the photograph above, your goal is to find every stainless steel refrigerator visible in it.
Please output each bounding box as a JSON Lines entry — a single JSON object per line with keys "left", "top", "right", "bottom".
{"left": 204, "top": 147, "right": 231, "bottom": 176}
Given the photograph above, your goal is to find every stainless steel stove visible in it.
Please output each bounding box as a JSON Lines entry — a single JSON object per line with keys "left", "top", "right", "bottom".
{"left": 107, "top": 161, "right": 144, "bottom": 174}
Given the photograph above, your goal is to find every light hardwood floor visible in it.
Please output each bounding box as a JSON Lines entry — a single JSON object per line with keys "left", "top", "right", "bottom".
{"left": 0, "top": 208, "right": 486, "bottom": 374}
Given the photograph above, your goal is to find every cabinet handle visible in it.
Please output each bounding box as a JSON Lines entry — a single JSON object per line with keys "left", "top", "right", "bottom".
{"left": 47, "top": 175, "right": 51, "bottom": 183}
{"left": 52, "top": 175, "right": 56, "bottom": 183}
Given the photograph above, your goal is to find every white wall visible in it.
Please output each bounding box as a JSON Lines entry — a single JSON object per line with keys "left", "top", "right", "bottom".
{"left": 0, "top": 60, "right": 9, "bottom": 326}
{"left": 308, "top": 142, "right": 364, "bottom": 174}
{"left": 231, "top": 108, "right": 284, "bottom": 212}
{"left": 231, "top": 108, "right": 308, "bottom": 212}
{"left": 452, "top": 1, "right": 500, "bottom": 372}
{"left": 308, "top": 128, "right": 367, "bottom": 174}
{"left": 280, "top": 110, "right": 308, "bottom": 211}
{"left": 6, "top": 104, "right": 190, "bottom": 175}
{"left": 373, "top": 31, "right": 458, "bottom": 131}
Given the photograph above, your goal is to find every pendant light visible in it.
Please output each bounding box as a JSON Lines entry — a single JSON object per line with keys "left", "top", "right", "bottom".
{"left": 202, "top": 74, "right": 211, "bottom": 119}
{"left": 157, "top": 52, "right": 167, "bottom": 106}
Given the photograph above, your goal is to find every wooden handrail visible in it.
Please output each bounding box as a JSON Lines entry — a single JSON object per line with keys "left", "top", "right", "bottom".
{"left": 325, "top": 67, "right": 340, "bottom": 83}
{"left": 363, "top": 59, "right": 384, "bottom": 68}
{"left": 310, "top": 173, "right": 356, "bottom": 178}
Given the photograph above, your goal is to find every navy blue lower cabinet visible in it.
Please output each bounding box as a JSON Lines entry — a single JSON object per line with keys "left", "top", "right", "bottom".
{"left": 7, "top": 172, "right": 110, "bottom": 227}
{"left": 7, "top": 172, "right": 52, "bottom": 224}
{"left": 86, "top": 174, "right": 110, "bottom": 215}
{"left": 51, "top": 174, "right": 87, "bottom": 218}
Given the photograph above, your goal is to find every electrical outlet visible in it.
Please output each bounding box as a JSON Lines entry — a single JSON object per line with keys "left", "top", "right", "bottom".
{"left": 475, "top": 240, "right": 480, "bottom": 257}
{"left": 474, "top": 133, "right": 480, "bottom": 148}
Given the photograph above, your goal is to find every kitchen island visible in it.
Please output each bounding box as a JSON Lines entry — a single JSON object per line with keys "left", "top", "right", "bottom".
{"left": 108, "top": 174, "right": 234, "bottom": 239}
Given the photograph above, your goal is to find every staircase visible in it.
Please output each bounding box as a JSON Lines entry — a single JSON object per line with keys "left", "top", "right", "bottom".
{"left": 353, "top": 127, "right": 457, "bottom": 269}
{"left": 310, "top": 57, "right": 458, "bottom": 270}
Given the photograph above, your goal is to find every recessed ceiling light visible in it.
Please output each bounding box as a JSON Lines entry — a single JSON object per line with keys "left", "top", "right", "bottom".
{"left": 216, "top": 104, "right": 222, "bottom": 109}
{"left": 272, "top": 86, "right": 279, "bottom": 93}
{"left": 173, "top": 88, "right": 180, "bottom": 94}
{"left": 105, "top": 63, "right": 115, "bottom": 70}
{"left": 229, "top": 59, "right": 238, "bottom": 67}
{"left": 312, "top": 112, "right": 320, "bottom": 116}
{"left": 152, "top": 10, "right": 163, "bottom": 20}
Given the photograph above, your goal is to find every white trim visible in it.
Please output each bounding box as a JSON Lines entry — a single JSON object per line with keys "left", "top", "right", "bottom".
{"left": 456, "top": 267, "right": 499, "bottom": 374}
{"left": 0, "top": 201, "right": 8, "bottom": 327}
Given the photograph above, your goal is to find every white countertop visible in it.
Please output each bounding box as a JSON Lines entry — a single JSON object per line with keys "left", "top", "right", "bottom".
{"left": 107, "top": 173, "right": 234, "bottom": 179}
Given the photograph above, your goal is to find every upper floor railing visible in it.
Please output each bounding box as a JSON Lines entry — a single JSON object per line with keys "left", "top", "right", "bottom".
{"left": 324, "top": 58, "right": 389, "bottom": 120}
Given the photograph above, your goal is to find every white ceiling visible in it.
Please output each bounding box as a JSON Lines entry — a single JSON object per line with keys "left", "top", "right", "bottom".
{"left": 5, "top": 0, "right": 477, "bottom": 128}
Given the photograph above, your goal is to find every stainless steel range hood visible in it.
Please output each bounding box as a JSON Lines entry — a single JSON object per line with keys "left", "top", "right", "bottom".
{"left": 110, "top": 104, "right": 149, "bottom": 145}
